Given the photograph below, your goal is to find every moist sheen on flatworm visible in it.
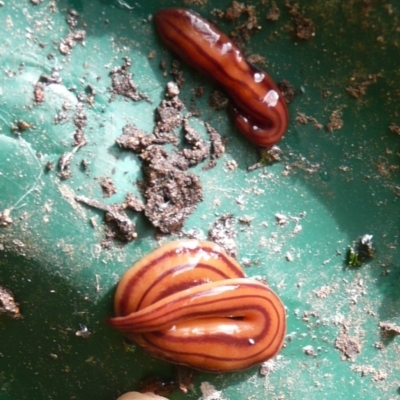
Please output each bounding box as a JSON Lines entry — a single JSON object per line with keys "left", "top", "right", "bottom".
{"left": 108, "top": 240, "right": 286, "bottom": 373}
{"left": 154, "top": 8, "right": 289, "bottom": 147}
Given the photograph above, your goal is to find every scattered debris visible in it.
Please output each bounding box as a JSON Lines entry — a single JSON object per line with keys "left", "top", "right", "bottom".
{"left": 278, "top": 80, "right": 297, "bottom": 104}
{"left": 226, "top": 159, "right": 238, "bottom": 171}
{"left": 208, "top": 214, "right": 237, "bottom": 258}
{"left": 286, "top": 2, "right": 315, "bottom": 40}
{"left": 351, "top": 365, "right": 388, "bottom": 382}
{"left": 212, "top": 1, "right": 261, "bottom": 43}
{"left": 140, "top": 147, "right": 203, "bottom": 233}
{"left": 75, "top": 196, "right": 137, "bottom": 245}
{"left": 314, "top": 283, "right": 339, "bottom": 299}
{"left": 266, "top": 1, "right": 280, "bottom": 21}
{"left": 295, "top": 112, "right": 323, "bottom": 130}
{"left": 75, "top": 324, "right": 91, "bottom": 338}
{"left": 346, "top": 72, "right": 381, "bottom": 99}
{"left": 59, "top": 30, "right": 86, "bottom": 55}
{"left": 175, "top": 367, "right": 195, "bottom": 394}
{"left": 58, "top": 152, "right": 73, "bottom": 180}
{"left": 208, "top": 90, "right": 229, "bottom": 110}
{"left": 115, "top": 79, "right": 224, "bottom": 236}
{"left": 109, "top": 57, "right": 150, "bottom": 102}
{"left": 225, "top": 1, "right": 260, "bottom": 42}
{"left": 334, "top": 330, "right": 361, "bottom": 360}
{"left": 285, "top": 251, "right": 294, "bottom": 262}
{"left": 57, "top": 93, "right": 88, "bottom": 179}
{"left": 139, "top": 376, "right": 175, "bottom": 397}
{"left": 0, "top": 209, "right": 13, "bottom": 227}
{"left": 116, "top": 122, "right": 204, "bottom": 234}
{"left": 199, "top": 381, "right": 226, "bottom": 400}
{"left": 203, "top": 123, "right": 225, "bottom": 170}
{"left": 303, "top": 345, "right": 317, "bottom": 357}
{"left": 33, "top": 70, "right": 62, "bottom": 104}
{"left": 379, "top": 321, "right": 400, "bottom": 338}
{"left": 65, "top": 8, "right": 79, "bottom": 29}
{"left": 180, "top": 118, "right": 210, "bottom": 167}
{"left": 259, "top": 359, "right": 277, "bottom": 376}
{"left": 11, "top": 120, "right": 34, "bottom": 134}
{"left": 169, "top": 60, "right": 185, "bottom": 88}
{"left": 275, "top": 213, "right": 288, "bottom": 226}
{"left": 389, "top": 123, "right": 400, "bottom": 136}
{"left": 246, "top": 53, "right": 268, "bottom": 67}
{"left": 59, "top": 9, "right": 86, "bottom": 55}
{"left": 156, "top": 97, "right": 184, "bottom": 133}
{"left": 0, "top": 286, "right": 21, "bottom": 318}
{"left": 123, "top": 193, "right": 145, "bottom": 213}
{"left": 100, "top": 177, "right": 117, "bottom": 198}
{"left": 326, "top": 109, "right": 344, "bottom": 132}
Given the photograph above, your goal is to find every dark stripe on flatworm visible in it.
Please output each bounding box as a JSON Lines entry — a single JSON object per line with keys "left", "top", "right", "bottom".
{"left": 118, "top": 243, "right": 243, "bottom": 315}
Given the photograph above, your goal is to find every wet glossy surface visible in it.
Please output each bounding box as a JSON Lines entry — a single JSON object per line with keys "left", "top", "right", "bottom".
{"left": 154, "top": 8, "right": 289, "bottom": 147}
{"left": 110, "top": 241, "right": 286, "bottom": 372}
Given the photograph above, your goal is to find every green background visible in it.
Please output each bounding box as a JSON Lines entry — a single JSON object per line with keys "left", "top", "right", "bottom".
{"left": 1, "top": 0, "right": 400, "bottom": 399}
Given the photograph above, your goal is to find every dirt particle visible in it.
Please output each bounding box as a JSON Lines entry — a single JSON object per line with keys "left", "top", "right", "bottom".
{"left": 183, "top": 0, "right": 208, "bottom": 5}
{"left": 123, "top": 193, "right": 145, "bottom": 213}
{"left": 139, "top": 376, "right": 175, "bottom": 397}
{"left": 58, "top": 152, "right": 73, "bottom": 180}
{"left": 100, "top": 177, "right": 117, "bottom": 198}
{"left": 203, "top": 123, "right": 225, "bottom": 170}
{"left": 275, "top": 213, "right": 288, "bottom": 226}
{"left": 59, "top": 30, "right": 86, "bottom": 56}
{"left": 180, "top": 118, "right": 210, "bottom": 167}
{"left": 115, "top": 82, "right": 226, "bottom": 235}
{"left": 286, "top": 1, "right": 315, "bottom": 40}
{"left": 346, "top": 72, "right": 381, "bottom": 99}
{"left": 226, "top": 159, "right": 238, "bottom": 171}
{"left": 379, "top": 321, "right": 400, "bottom": 338}
{"left": 278, "top": 79, "right": 297, "bottom": 104}
{"left": 33, "top": 81, "right": 45, "bottom": 103}
{"left": 75, "top": 324, "right": 91, "bottom": 338}
{"left": 170, "top": 60, "right": 185, "bottom": 88}
{"left": 66, "top": 9, "right": 80, "bottom": 30}
{"left": 0, "top": 209, "right": 13, "bottom": 227}
{"left": 0, "top": 286, "right": 21, "bottom": 318}
{"left": 109, "top": 57, "right": 150, "bottom": 102}
{"left": 352, "top": 365, "right": 388, "bottom": 382}
{"left": 140, "top": 148, "right": 203, "bottom": 233}
{"left": 389, "top": 123, "right": 400, "bottom": 136}
{"left": 155, "top": 97, "right": 184, "bottom": 133}
{"left": 75, "top": 196, "right": 137, "bottom": 244}
{"left": 313, "top": 283, "right": 339, "bottom": 299}
{"left": 334, "top": 330, "right": 361, "bottom": 360}
{"left": 208, "top": 90, "right": 229, "bottom": 110}
{"left": 208, "top": 214, "right": 237, "bottom": 258}
{"left": 147, "top": 50, "right": 156, "bottom": 60}
{"left": 326, "top": 109, "right": 344, "bottom": 132}
{"left": 214, "top": 1, "right": 261, "bottom": 43}
{"left": 266, "top": 1, "right": 280, "bottom": 21}
{"left": 303, "top": 345, "right": 317, "bottom": 357}
{"left": 295, "top": 111, "right": 323, "bottom": 130}
{"left": 285, "top": 252, "right": 294, "bottom": 262}
{"left": 166, "top": 81, "right": 180, "bottom": 98}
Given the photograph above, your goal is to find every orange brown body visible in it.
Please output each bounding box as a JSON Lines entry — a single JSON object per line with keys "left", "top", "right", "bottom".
{"left": 154, "top": 8, "right": 289, "bottom": 147}
{"left": 109, "top": 240, "right": 286, "bottom": 373}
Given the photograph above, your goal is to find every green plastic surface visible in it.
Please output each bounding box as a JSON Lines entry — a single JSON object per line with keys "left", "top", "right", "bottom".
{"left": 1, "top": 1, "right": 400, "bottom": 399}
